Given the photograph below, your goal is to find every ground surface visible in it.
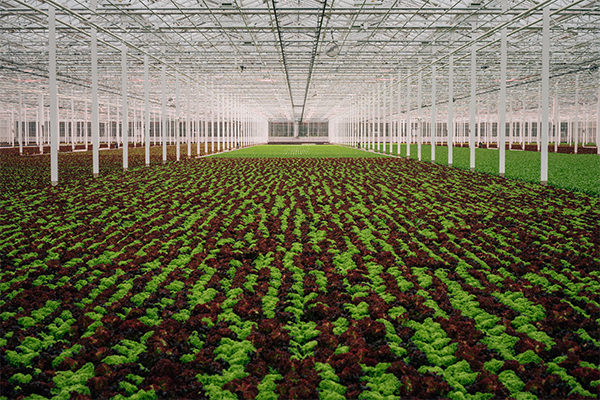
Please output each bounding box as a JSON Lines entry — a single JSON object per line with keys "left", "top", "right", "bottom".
{"left": 213, "top": 145, "right": 386, "bottom": 159}
{"left": 1, "top": 145, "right": 599, "bottom": 399}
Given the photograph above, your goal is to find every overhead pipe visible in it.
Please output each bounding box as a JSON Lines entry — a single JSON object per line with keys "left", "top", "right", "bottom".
{"left": 269, "top": 0, "right": 294, "bottom": 114}
{"left": 300, "top": 0, "right": 329, "bottom": 123}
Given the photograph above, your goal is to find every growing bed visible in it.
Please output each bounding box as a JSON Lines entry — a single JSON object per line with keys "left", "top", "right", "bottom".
{"left": 1, "top": 145, "right": 599, "bottom": 399}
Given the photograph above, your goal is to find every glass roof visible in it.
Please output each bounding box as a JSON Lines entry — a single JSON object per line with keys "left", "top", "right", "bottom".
{"left": 1, "top": 0, "right": 599, "bottom": 122}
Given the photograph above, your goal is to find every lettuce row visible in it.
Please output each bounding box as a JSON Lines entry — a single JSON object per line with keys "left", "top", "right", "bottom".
{"left": 51, "top": 362, "right": 96, "bottom": 400}
{"left": 197, "top": 280, "right": 257, "bottom": 399}
{"left": 16, "top": 299, "right": 61, "bottom": 329}
{"left": 410, "top": 269, "right": 448, "bottom": 319}
{"left": 545, "top": 356, "right": 595, "bottom": 397}
{"left": 76, "top": 268, "right": 126, "bottom": 308}
{"left": 281, "top": 245, "right": 321, "bottom": 361}
{"left": 434, "top": 269, "right": 523, "bottom": 358}
{"left": 102, "top": 331, "right": 154, "bottom": 366}
{"left": 491, "top": 291, "right": 554, "bottom": 349}
{"left": 408, "top": 318, "right": 488, "bottom": 400}
{"left": 358, "top": 363, "right": 402, "bottom": 400}
{"left": 256, "top": 370, "right": 284, "bottom": 400}
{"left": 315, "top": 362, "right": 346, "bottom": 400}
{"left": 254, "top": 252, "right": 279, "bottom": 318}
{"left": 377, "top": 319, "right": 407, "bottom": 358}
{"left": 6, "top": 333, "right": 59, "bottom": 367}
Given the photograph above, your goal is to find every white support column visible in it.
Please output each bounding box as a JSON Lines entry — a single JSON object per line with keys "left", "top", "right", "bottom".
{"left": 116, "top": 101, "right": 120, "bottom": 148}
{"left": 397, "top": 74, "right": 402, "bottom": 156}
{"left": 368, "top": 92, "right": 372, "bottom": 150}
{"left": 228, "top": 94, "right": 232, "bottom": 149}
{"left": 211, "top": 84, "right": 215, "bottom": 153}
{"left": 470, "top": 24, "right": 477, "bottom": 172}
{"left": 367, "top": 91, "right": 375, "bottom": 151}
{"left": 487, "top": 97, "right": 492, "bottom": 148}
{"left": 36, "top": 110, "right": 40, "bottom": 148}
{"left": 91, "top": 0, "right": 99, "bottom": 178}
{"left": 499, "top": 0, "right": 507, "bottom": 176}
{"left": 574, "top": 75, "right": 579, "bottom": 154}
{"left": 362, "top": 97, "right": 366, "bottom": 149}
{"left": 597, "top": 70, "right": 600, "bottom": 155}
{"left": 133, "top": 104, "right": 137, "bottom": 146}
{"left": 567, "top": 115, "right": 571, "bottom": 145}
{"left": 49, "top": 5, "right": 58, "bottom": 185}
{"left": 175, "top": 71, "right": 180, "bottom": 161}
{"left": 220, "top": 93, "right": 224, "bottom": 151}
{"left": 431, "top": 63, "right": 437, "bottom": 163}
{"left": 39, "top": 94, "right": 44, "bottom": 154}
{"left": 197, "top": 82, "right": 201, "bottom": 156}
{"left": 18, "top": 91, "right": 22, "bottom": 154}
{"left": 144, "top": 54, "right": 150, "bottom": 166}
{"left": 376, "top": 87, "right": 381, "bottom": 152}
{"left": 540, "top": 6, "right": 550, "bottom": 185}
{"left": 537, "top": 88, "right": 541, "bottom": 151}
{"left": 108, "top": 102, "right": 112, "bottom": 147}
{"left": 204, "top": 79, "right": 208, "bottom": 154}
{"left": 509, "top": 98, "right": 513, "bottom": 150}
{"left": 237, "top": 95, "right": 241, "bottom": 148}
{"left": 186, "top": 81, "right": 191, "bottom": 157}
{"left": 71, "top": 99, "right": 75, "bottom": 150}
{"left": 553, "top": 90, "right": 558, "bottom": 153}
{"left": 84, "top": 100, "right": 88, "bottom": 150}
{"left": 10, "top": 110, "right": 14, "bottom": 147}
{"left": 448, "top": 54, "right": 454, "bottom": 167}
{"left": 417, "top": 62, "right": 422, "bottom": 161}
{"left": 25, "top": 108, "right": 29, "bottom": 147}
{"left": 216, "top": 92, "right": 221, "bottom": 152}
{"left": 122, "top": 27, "right": 128, "bottom": 170}
{"left": 522, "top": 91, "right": 526, "bottom": 148}
{"left": 406, "top": 73, "right": 411, "bottom": 159}
{"left": 355, "top": 103, "right": 358, "bottom": 147}
{"left": 232, "top": 95, "right": 236, "bottom": 148}
{"left": 382, "top": 83, "right": 387, "bottom": 153}
{"left": 161, "top": 65, "right": 167, "bottom": 164}
{"left": 389, "top": 81, "right": 394, "bottom": 153}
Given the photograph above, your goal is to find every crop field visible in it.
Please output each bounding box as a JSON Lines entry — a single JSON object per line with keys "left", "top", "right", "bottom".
{"left": 361, "top": 144, "right": 599, "bottom": 197}
{"left": 0, "top": 145, "right": 213, "bottom": 193}
{"left": 1, "top": 145, "right": 599, "bottom": 399}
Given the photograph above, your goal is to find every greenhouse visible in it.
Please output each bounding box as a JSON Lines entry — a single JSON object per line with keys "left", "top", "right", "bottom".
{"left": 1, "top": 0, "right": 599, "bottom": 399}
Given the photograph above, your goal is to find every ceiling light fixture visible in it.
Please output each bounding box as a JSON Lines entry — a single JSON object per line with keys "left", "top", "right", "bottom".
{"left": 326, "top": 42, "right": 340, "bottom": 57}
{"left": 325, "top": 30, "right": 340, "bottom": 57}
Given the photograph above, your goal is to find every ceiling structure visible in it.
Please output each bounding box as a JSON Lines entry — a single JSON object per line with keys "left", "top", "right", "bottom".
{"left": 0, "top": 0, "right": 599, "bottom": 124}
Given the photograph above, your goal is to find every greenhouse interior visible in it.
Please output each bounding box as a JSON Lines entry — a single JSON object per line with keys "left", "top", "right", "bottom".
{"left": 1, "top": 0, "right": 599, "bottom": 399}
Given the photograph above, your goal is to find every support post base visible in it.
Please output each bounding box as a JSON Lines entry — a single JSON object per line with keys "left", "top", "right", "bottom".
{"left": 541, "top": 181, "right": 548, "bottom": 186}
{"left": 146, "top": 163, "right": 150, "bottom": 167}
{"left": 123, "top": 168, "right": 128, "bottom": 172}
{"left": 500, "top": 173, "right": 505, "bottom": 178}
{"left": 162, "top": 160, "right": 167, "bottom": 164}
{"left": 51, "top": 181, "right": 58, "bottom": 187}
{"left": 470, "top": 167, "right": 474, "bottom": 172}
{"left": 448, "top": 163, "right": 452, "bottom": 168}
{"left": 93, "top": 173, "right": 99, "bottom": 178}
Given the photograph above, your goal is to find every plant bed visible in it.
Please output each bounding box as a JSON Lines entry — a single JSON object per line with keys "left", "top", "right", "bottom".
{"left": 1, "top": 152, "right": 598, "bottom": 399}
{"left": 0, "top": 145, "right": 215, "bottom": 193}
